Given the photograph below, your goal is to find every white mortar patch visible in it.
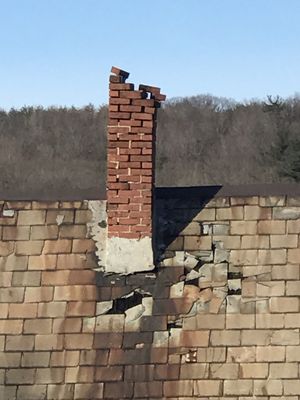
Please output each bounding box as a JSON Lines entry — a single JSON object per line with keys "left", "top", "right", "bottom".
{"left": 106, "top": 236, "right": 154, "bottom": 274}
{"left": 87, "top": 200, "right": 107, "bottom": 269}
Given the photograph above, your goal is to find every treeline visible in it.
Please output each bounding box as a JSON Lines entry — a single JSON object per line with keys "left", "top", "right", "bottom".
{"left": 156, "top": 94, "right": 300, "bottom": 186}
{"left": 0, "top": 95, "right": 299, "bottom": 198}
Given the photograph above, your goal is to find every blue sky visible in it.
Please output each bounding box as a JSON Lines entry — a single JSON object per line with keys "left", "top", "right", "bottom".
{"left": 1, "top": 0, "right": 300, "bottom": 109}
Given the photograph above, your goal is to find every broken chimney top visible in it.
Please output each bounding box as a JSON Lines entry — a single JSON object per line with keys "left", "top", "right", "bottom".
{"left": 105, "top": 66, "right": 166, "bottom": 274}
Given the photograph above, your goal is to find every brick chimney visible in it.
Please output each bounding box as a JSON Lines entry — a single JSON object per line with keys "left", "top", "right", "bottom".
{"left": 106, "top": 66, "right": 166, "bottom": 273}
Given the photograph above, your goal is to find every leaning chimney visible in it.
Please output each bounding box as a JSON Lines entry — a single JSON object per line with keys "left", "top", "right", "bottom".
{"left": 105, "top": 66, "right": 166, "bottom": 273}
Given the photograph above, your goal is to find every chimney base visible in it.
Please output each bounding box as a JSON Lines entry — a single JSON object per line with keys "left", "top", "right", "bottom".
{"left": 105, "top": 236, "right": 154, "bottom": 274}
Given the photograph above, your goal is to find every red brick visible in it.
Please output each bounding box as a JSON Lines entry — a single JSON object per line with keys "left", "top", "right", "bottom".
{"left": 110, "top": 98, "right": 130, "bottom": 105}
{"left": 120, "top": 91, "right": 145, "bottom": 99}
{"left": 111, "top": 66, "right": 129, "bottom": 78}
{"left": 109, "top": 112, "right": 131, "bottom": 119}
{"left": 132, "top": 112, "right": 152, "bottom": 120}
{"left": 120, "top": 105, "right": 142, "bottom": 112}
{"left": 132, "top": 99, "right": 155, "bottom": 106}
{"left": 109, "top": 83, "right": 133, "bottom": 91}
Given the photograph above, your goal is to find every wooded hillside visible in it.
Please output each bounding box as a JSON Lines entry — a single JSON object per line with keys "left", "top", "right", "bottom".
{"left": 0, "top": 95, "right": 299, "bottom": 198}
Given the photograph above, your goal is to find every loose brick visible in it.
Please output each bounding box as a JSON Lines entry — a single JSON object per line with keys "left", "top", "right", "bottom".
{"left": 74, "top": 383, "right": 103, "bottom": 399}
{"left": 65, "top": 366, "right": 94, "bottom": 383}
{"left": 25, "top": 286, "right": 53, "bottom": 302}
{"left": 80, "top": 349, "right": 108, "bottom": 366}
{"left": 53, "top": 318, "right": 82, "bottom": 333}
{"left": 56, "top": 254, "right": 88, "bottom": 269}
{"left": 125, "top": 365, "right": 154, "bottom": 381}
{"left": 32, "top": 201, "right": 59, "bottom": 209}
{"left": 50, "top": 350, "right": 80, "bottom": 367}
{"left": 244, "top": 205, "right": 272, "bottom": 220}
{"left": 54, "top": 285, "right": 97, "bottom": 301}
{"left": 258, "top": 220, "right": 286, "bottom": 234}
{"left": 231, "top": 221, "right": 257, "bottom": 235}
{"left": 38, "top": 302, "right": 66, "bottom": 318}
{"left": 6, "top": 335, "right": 34, "bottom": 351}
{"left": 16, "top": 241, "right": 43, "bottom": 255}
{"left": 197, "top": 347, "right": 226, "bottom": 363}
{"left": 164, "top": 380, "right": 193, "bottom": 397}
{"left": 272, "top": 264, "right": 299, "bottom": 280}
{"left": 6, "top": 368, "right": 35, "bottom": 384}
{"left": 0, "top": 287, "right": 24, "bottom": 303}
{"left": 230, "top": 250, "right": 258, "bottom": 265}
{"left": 35, "top": 334, "right": 64, "bottom": 350}
{"left": 66, "top": 301, "right": 95, "bottom": 317}
{"left": 31, "top": 225, "right": 58, "bottom": 240}
{"left": 183, "top": 314, "right": 225, "bottom": 330}
{"left": 43, "top": 239, "right": 72, "bottom": 254}
{"left": 210, "top": 363, "right": 238, "bottom": 379}
{"left": 28, "top": 255, "right": 57, "bottom": 270}
{"left": 18, "top": 210, "right": 46, "bottom": 225}
{"left": 0, "top": 353, "right": 21, "bottom": 367}
{"left": 95, "top": 315, "right": 125, "bottom": 332}
{"left": 287, "top": 219, "right": 300, "bottom": 233}
{"left": 169, "top": 330, "right": 209, "bottom": 347}
{"left": 17, "top": 385, "right": 47, "bottom": 400}
{"left": 270, "top": 362, "right": 298, "bottom": 378}
{"left": 210, "top": 330, "right": 240, "bottom": 346}
{"left": 256, "top": 281, "right": 285, "bottom": 297}
{"left": 60, "top": 225, "right": 87, "bottom": 238}
{"left": 109, "top": 348, "right": 167, "bottom": 365}
{"left": 216, "top": 207, "right": 244, "bottom": 220}
{"left": 42, "top": 269, "right": 95, "bottom": 286}
{"left": 256, "top": 346, "right": 285, "bottom": 361}
{"left": 288, "top": 248, "right": 300, "bottom": 263}
{"left": 271, "top": 234, "right": 298, "bottom": 248}
{"left": 35, "top": 367, "right": 64, "bottom": 383}
{"left": 257, "top": 249, "right": 287, "bottom": 264}
{"left": 223, "top": 379, "right": 253, "bottom": 396}
{"left": 3, "top": 226, "right": 30, "bottom": 241}
{"left": 226, "top": 314, "right": 255, "bottom": 329}
{"left": 0, "top": 387, "right": 16, "bottom": 400}
{"left": 72, "top": 239, "right": 95, "bottom": 253}
{"left": 12, "top": 271, "right": 41, "bottom": 286}
{"left": 240, "top": 363, "right": 268, "bottom": 378}
{"left": 64, "top": 334, "right": 93, "bottom": 350}
{"left": 0, "top": 272, "right": 12, "bottom": 287}
{"left": 227, "top": 347, "right": 256, "bottom": 363}
{"left": 134, "top": 382, "right": 163, "bottom": 398}
{"left": 253, "top": 379, "right": 283, "bottom": 395}
{"left": 47, "top": 384, "right": 74, "bottom": 400}
{"left": 21, "top": 352, "right": 50, "bottom": 367}
{"left": 1, "top": 255, "right": 28, "bottom": 271}
{"left": 46, "top": 210, "right": 74, "bottom": 224}
{"left": 24, "top": 319, "right": 52, "bottom": 334}
{"left": 95, "top": 366, "right": 123, "bottom": 382}
{"left": 241, "top": 330, "right": 271, "bottom": 345}
{"left": 94, "top": 333, "right": 122, "bottom": 350}
{"left": 269, "top": 297, "right": 299, "bottom": 312}
{"left": 284, "top": 380, "right": 300, "bottom": 395}
{"left": 194, "top": 380, "right": 222, "bottom": 396}
{"left": 241, "top": 235, "right": 269, "bottom": 249}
